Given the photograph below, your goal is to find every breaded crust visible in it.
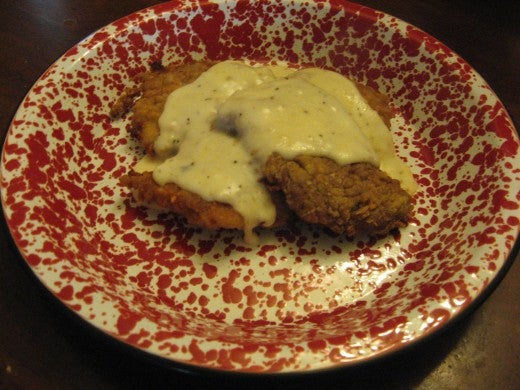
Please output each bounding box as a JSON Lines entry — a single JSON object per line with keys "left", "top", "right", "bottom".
{"left": 111, "top": 61, "right": 213, "bottom": 155}
{"left": 263, "top": 154, "right": 412, "bottom": 236}
{"left": 120, "top": 171, "right": 291, "bottom": 230}
{"left": 355, "top": 82, "right": 393, "bottom": 128}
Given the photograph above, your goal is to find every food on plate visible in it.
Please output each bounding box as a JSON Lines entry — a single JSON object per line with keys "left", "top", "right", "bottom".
{"left": 112, "top": 60, "right": 416, "bottom": 242}
{"left": 119, "top": 170, "right": 291, "bottom": 231}
{"left": 111, "top": 61, "right": 213, "bottom": 155}
{"left": 263, "top": 155, "right": 412, "bottom": 236}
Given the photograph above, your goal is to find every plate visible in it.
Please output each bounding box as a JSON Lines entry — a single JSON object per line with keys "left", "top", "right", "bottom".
{"left": 1, "top": 0, "right": 519, "bottom": 373}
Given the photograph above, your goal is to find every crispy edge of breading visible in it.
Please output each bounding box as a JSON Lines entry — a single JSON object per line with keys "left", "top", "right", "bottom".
{"left": 263, "top": 154, "right": 413, "bottom": 237}
{"left": 355, "top": 82, "right": 394, "bottom": 128}
{"left": 120, "top": 171, "right": 292, "bottom": 230}
{"left": 111, "top": 61, "right": 214, "bottom": 155}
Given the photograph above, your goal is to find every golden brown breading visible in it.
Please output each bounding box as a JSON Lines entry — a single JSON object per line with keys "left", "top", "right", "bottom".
{"left": 111, "top": 61, "right": 213, "bottom": 155}
{"left": 263, "top": 154, "right": 412, "bottom": 236}
{"left": 120, "top": 171, "right": 291, "bottom": 230}
{"left": 120, "top": 171, "right": 244, "bottom": 229}
{"left": 355, "top": 82, "right": 393, "bottom": 128}
{"left": 109, "top": 86, "right": 141, "bottom": 119}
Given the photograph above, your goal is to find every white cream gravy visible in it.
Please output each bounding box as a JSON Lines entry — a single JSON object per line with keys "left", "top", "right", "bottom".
{"left": 135, "top": 60, "right": 416, "bottom": 241}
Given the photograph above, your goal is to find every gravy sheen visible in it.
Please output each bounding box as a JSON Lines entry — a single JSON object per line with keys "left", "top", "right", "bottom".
{"left": 153, "top": 62, "right": 279, "bottom": 237}
{"left": 216, "top": 76, "right": 379, "bottom": 166}
{"left": 155, "top": 61, "right": 275, "bottom": 158}
{"left": 293, "top": 68, "right": 417, "bottom": 194}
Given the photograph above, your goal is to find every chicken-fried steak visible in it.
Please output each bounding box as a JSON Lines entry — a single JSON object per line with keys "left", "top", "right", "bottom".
{"left": 114, "top": 60, "right": 414, "bottom": 239}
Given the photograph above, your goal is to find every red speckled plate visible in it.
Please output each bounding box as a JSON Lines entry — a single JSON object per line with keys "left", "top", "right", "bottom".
{"left": 1, "top": 0, "right": 519, "bottom": 373}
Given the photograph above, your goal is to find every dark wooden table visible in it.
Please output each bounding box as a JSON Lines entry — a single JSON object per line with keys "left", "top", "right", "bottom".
{"left": 1, "top": 1, "right": 518, "bottom": 389}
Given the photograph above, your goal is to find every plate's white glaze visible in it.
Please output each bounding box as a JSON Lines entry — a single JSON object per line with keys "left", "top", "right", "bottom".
{"left": 1, "top": 0, "right": 518, "bottom": 373}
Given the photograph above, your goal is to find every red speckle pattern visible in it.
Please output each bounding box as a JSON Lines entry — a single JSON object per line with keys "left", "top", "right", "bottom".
{"left": 1, "top": 0, "right": 519, "bottom": 373}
